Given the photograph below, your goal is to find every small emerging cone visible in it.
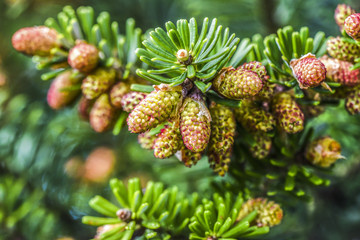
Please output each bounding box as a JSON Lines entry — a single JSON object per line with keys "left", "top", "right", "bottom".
{"left": 95, "top": 224, "right": 124, "bottom": 239}
{"left": 345, "top": 13, "right": 360, "bottom": 41}
{"left": 89, "top": 94, "right": 115, "bottom": 132}
{"left": 12, "top": 26, "right": 58, "bottom": 56}
{"left": 334, "top": 4, "right": 356, "bottom": 30}
{"left": 237, "top": 198, "right": 283, "bottom": 227}
{"left": 180, "top": 97, "right": 211, "bottom": 153}
{"left": 138, "top": 131, "right": 157, "bottom": 150}
{"left": 213, "top": 66, "right": 263, "bottom": 100}
{"left": 120, "top": 91, "right": 148, "bottom": 112}
{"left": 175, "top": 146, "right": 202, "bottom": 167}
{"left": 153, "top": 123, "right": 182, "bottom": 159}
{"left": 109, "top": 82, "right": 130, "bottom": 108}
{"left": 327, "top": 37, "right": 360, "bottom": 63}
{"left": 320, "top": 56, "right": 360, "bottom": 87}
{"left": 272, "top": 93, "right": 304, "bottom": 134}
{"left": 47, "top": 70, "right": 80, "bottom": 109}
{"left": 290, "top": 53, "right": 326, "bottom": 89}
{"left": 306, "top": 137, "right": 344, "bottom": 167}
{"left": 127, "top": 84, "right": 182, "bottom": 133}
{"left": 68, "top": 42, "right": 99, "bottom": 73}
{"left": 208, "top": 103, "right": 236, "bottom": 176}
{"left": 249, "top": 132, "right": 272, "bottom": 159}
{"left": 345, "top": 87, "right": 360, "bottom": 115}
{"left": 82, "top": 68, "right": 116, "bottom": 100}
{"left": 235, "top": 100, "right": 275, "bottom": 132}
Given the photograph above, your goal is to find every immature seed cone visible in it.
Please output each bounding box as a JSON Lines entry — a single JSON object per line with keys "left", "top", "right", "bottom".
{"left": 327, "top": 37, "right": 360, "bottom": 63}
{"left": 208, "top": 103, "right": 236, "bottom": 176}
{"left": 345, "top": 87, "right": 360, "bottom": 115}
{"left": 81, "top": 68, "right": 116, "bottom": 100}
{"left": 213, "top": 67, "right": 263, "bottom": 100}
{"left": 68, "top": 42, "right": 99, "bottom": 73}
{"left": 153, "top": 124, "right": 182, "bottom": 159}
{"left": 234, "top": 100, "right": 275, "bottom": 132}
{"left": 180, "top": 97, "right": 211, "bottom": 153}
{"left": 12, "top": 26, "right": 58, "bottom": 56}
{"left": 47, "top": 70, "right": 80, "bottom": 109}
{"left": 138, "top": 131, "right": 157, "bottom": 150}
{"left": 120, "top": 92, "right": 148, "bottom": 112}
{"left": 249, "top": 132, "right": 272, "bottom": 159}
{"left": 306, "top": 137, "right": 344, "bottom": 167}
{"left": 89, "top": 94, "right": 115, "bottom": 132}
{"left": 237, "top": 198, "right": 283, "bottom": 227}
{"left": 272, "top": 93, "right": 304, "bottom": 134}
{"left": 345, "top": 13, "right": 360, "bottom": 41}
{"left": 109, "top": 82, "right": 130, "bottom": 108}
{"left": 320, "top": 56, "right": 360, "bottom": 87}
{"left": 175, "top": 146, "right": 202, "bottom": 167}
{"left": 290, "top": 53, "right": 326, "bottom": 89}
{"left": 334, "top": 4, "right": 356, "bottom": 30}
{"left": 127, "top": 84, "right": 182, "bottom": 133}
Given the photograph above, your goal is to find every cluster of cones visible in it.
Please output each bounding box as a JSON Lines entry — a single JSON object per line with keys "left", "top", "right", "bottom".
{"left": 12, "top": 26, "right": 146, "bottom": 132}
{"left": 323, "top": 4, "right": 360, "bottom": 115}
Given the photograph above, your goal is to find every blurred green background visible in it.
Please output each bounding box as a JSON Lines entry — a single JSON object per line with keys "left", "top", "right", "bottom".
{"left": 1, "top": 0, "right": 360, "bottom": 239}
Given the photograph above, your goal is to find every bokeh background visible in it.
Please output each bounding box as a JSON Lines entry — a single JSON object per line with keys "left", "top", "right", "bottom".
{"left": 1, "top": 0, "right": 360, "bottom": 239}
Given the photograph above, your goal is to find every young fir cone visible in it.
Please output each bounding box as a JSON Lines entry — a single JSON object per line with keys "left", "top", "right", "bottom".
{"left": 89, "top": 94, "right": 115, "bottom": 132}
{"left": 237, "top": 198, "right": 283, "bottom": 227}
{"left": 208, "top": 103, "right": 236, "bottom": 176}
{"left": 249, "top": 132, "right": 272, "bottom": 159}
{"left": 47, "top": 70, "right": 81, "bottom": 109}
{"left": 127, "top": 84, "right": 182, "bottom": 133}
{"left": 109, "top": 82, "right": 130, "bottom": 108}
{"left": 120, "top": 92, "right": 148, "bottom": 112}
{"left": 175, "top": 146, "right": 202, "bottom": 167}
{"left": 345, "top": 13, "right": 360, "bottom": 41}
{"left": 12, "top": 26, "right": 58, "bottom": 56}
{"left": 234, "top": 100, "right": 275, "bottom": 132}
{"left": 327, "top": 37, "right": 360, "bottom": 63}
{"left": 345, "top": 87, "right": 360, "bottom": 115}
{"left": 334, "top": 4, "right": 356, "bottom": 30}
{"left": 138, "top": 131, "right": 157, "bottom": 150}
{"left": 240, "top": 61, "right": 275, "bottom": 100}
{"left": 272, "top": 93, "right": 304, "bottom": 134}
{"left": 180, "top": 97, "right": 211, "bottom": 153}
{"left": 78, "top": 97, "right": 94, "bottom": 120}
{"left": 320, "top": 56, "right": 360, "bottom": 87}
{"left": 290, "top": 53, "right": 326, "bottom": 89}
{"left": 81, "top": 68, "right": 116, "bottom": 100}
{"left": 153, "top": 124, "right": 182, "bottom": 159}
{"left": 68, "top": 42, "right": 99, "bottom": 73}
{"left": 306, "top": 137, "right": 344, "bottom": 168}
{"left": 213, "top": 66, "right": 263, "bottom": 100}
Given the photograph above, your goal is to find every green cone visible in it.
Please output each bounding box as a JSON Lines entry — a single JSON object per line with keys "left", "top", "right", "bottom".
{"left": 213, "top": 67, "right": 263, "bottom": 100}
{"left": 180, "top": 97, "right": 211, "bottom": 153}
{"left": 82, "top": 68, "right": 116, "bottom": 100}
{"left": 272, "top": 93, "right": 304, "bottom": 134}
{"left": 153, "top": 123, "right": 182, "bottom": 159}
{"left": 89, "top": 93, "right": 115, "bottom": 132}
{"left": 208, "top": 103, "right": 236, "bottom": 176}
{"left": 235, "top": 100, "right": 275, "bottom": 132}
{"left": 127, "top": 84, "right": 182, "bottom": 133}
